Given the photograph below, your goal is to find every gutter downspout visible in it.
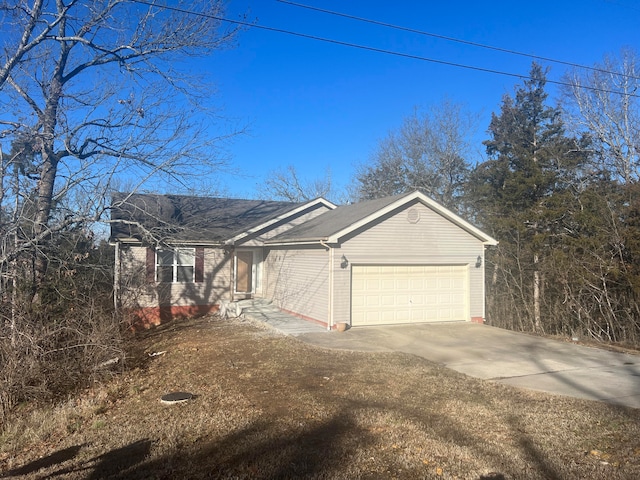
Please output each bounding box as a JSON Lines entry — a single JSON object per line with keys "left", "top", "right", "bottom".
{"left": 320, "top": 240, "right": 333, "bottom": 331}
{"left": 481, "top": 248, "right": 487, "bottom": 322}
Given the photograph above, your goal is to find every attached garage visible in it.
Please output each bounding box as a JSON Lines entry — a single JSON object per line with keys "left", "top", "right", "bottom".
{"left": 351, "top": 265, "right": 469, "bottom": 326}
{"left": 264, "top": 191, "right": 498, "bottom": 329}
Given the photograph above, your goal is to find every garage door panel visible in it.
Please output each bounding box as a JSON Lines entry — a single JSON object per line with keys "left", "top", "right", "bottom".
{"left": 394, "top": 294, "right": 409, "bottom": 304}
{"left": 381, "top": 311, "right": 397, "bottom": 322}
{"left": 365, "top": 279, "right": 380, "bottom": 290}
{"left": 381, "top": 279, "right": 394, "bottom": 289}
{"left": 352, "top": 265, "right": 469, "bottom": 326}
{"left": 452, "top": 293, "right": 465, "bottom": 303}
{"left": 438, "top": 293, "right": 452, "bottom": 302}
{"left": 381, "top": 295, "right": 396, "bottom": 306}
{"left": 411, "top": 296, "right": 424, "bottom": 306}
{"left": 364, "top": 295, "right": 380, "bottom": 307}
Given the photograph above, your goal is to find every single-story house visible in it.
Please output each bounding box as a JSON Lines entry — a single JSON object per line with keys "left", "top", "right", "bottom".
{"left": 110, "top": 190, "right": 498, "bottom": 329}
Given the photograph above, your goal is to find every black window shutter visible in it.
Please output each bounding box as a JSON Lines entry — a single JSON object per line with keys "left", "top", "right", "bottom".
{"left": 195, "top": 247, "right": 204, "bottom": 283}
{"left": 146, "top": 247, "right": 156, "bottom": 283}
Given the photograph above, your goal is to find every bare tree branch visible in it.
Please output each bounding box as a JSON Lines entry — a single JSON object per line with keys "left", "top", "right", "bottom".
{"left": 262, "top": 165, "right": 334, "bottom": 203}
{"left": 562, "top": 48, "right": 640, "bottom": 183}
{"left": 353, "top": 99, "right": 478, "bottom": 212}
{"left": 0, "top": 0, "right": 240, "bottom": 301}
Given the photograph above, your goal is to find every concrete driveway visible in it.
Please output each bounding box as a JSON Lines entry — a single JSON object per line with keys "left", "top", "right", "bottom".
{"left": 297, "top": 322, "right": 640, "bottom": 409}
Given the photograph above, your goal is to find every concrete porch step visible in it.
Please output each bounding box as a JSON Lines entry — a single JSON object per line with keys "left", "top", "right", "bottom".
{"left": 226, "top": 298, "right": 272, "bottom": 317}
{"left": 242, "top": 305, "right": 280, "bottom": 315}
{"left": 226, "top": 297, "right": 327, "bottom": 336}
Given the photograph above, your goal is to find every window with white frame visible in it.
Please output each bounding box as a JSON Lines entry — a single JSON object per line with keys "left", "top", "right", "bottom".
{"left": 156, "top": 248, "right": 195, "bottom": 283}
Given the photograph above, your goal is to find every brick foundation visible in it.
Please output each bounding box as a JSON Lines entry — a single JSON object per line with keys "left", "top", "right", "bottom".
{"left": 279, "top": 308, "right": 328, "bottom": 329}
{"left": 125, "top": 305, "right": 219, "bottom": 329}
{"left": 471, "top": 316, "right": 485, "bottom": 324}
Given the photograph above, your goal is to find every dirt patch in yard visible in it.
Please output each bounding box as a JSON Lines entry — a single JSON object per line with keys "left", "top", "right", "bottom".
{"left": 2, "top": 315, "right": 640, "bottom": 479}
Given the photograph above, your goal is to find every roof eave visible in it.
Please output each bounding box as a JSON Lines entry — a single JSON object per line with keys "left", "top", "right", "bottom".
{"left": 111, "top": 237, "right": 225, "bottom": 247}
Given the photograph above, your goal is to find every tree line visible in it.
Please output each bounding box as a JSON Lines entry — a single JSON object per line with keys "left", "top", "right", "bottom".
{"left": 267, "top": 52, "right": 640, "bottom": 346}
{"left": 356, "top": 54, "right": 640, "bottom": 345}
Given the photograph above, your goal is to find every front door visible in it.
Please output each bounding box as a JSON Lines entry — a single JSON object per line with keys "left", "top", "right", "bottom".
{"left": 236, "top": 251, "right": 253, "bottom": 293}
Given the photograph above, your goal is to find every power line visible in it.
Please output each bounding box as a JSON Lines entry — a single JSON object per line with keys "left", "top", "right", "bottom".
{"left": 277, "top": 0, "right": 640, "bottom": 82}
{"left": 129, "top": 0, "right": 640, "bottom": 99}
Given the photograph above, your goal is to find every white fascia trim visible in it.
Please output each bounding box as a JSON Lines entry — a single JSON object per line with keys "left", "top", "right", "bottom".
{"left": 167, "top": 241, "right": 225, "bottom": 247}
{"left": 264, "top": 239, "right": 330, "bottom": 247}
{"left": 326, "top": 191, "right": 499, "bottom": 246}
{"left": 113, "top": 238, "right": 224, "bottom": 247}
{"left": 224, "top": 197, "right": 337, "bottom": 246}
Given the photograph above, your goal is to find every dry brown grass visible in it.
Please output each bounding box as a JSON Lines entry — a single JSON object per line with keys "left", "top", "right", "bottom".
{"left": 1, "top": 315, "right": 639, "bottom": 479}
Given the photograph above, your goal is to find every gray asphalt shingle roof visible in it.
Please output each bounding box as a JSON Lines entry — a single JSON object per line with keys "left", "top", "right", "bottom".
{"left": 111, "top": 191, "right": 496, "bottom": 247}
{"left": 110, "top": 192, "right": 301, "bottom": 243}
{"left": 268, "top": 193, "right": 408, "bottom": 242}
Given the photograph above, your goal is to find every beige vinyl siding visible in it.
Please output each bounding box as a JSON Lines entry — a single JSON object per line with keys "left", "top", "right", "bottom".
{"left": 240, "top": 204, "right": 332, "bottom": 247}
{"left": 264, "top": 246, "right": 329, "bottom": 323}
{"left": 117, "top": 245, "right": 149, "bottom": 309}
{"left": 332, "top": 202, "right": 485, "bottom": 324}
{"left": 118, "top": 245, "right": 231, "bottom": 309}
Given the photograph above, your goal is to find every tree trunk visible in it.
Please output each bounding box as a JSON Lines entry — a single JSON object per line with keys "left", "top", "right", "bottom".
{"left": 32, "top": 151, "right": 59, "bottom": 298}
{"left": 31, "top": 17, "right": 69, "bottom": 301}
{"left": 533, "top": 253, "right": 541, "bottom": 332}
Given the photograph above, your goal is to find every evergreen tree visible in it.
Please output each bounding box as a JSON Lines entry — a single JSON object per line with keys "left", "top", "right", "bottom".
{"left": 470, "top": 63, "right": 587, "bottom": 332}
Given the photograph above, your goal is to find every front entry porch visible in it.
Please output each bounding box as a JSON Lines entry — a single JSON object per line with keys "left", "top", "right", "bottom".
{"left": 227, "top": 298, "right": 327, "bottom": 335}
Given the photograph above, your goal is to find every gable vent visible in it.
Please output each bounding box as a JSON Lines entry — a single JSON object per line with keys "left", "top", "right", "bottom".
{"left": 407, "top": 208, "right": 420, "bottom": 224}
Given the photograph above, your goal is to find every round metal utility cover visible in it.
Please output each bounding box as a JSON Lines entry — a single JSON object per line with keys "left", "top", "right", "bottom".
{"left": 160, "top": 392, "right": 193, "bottom": 404}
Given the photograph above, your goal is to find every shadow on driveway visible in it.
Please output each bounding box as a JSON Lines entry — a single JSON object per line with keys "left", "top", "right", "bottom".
{"left": 297, "top": 323, "right": 640, "bottom": 409}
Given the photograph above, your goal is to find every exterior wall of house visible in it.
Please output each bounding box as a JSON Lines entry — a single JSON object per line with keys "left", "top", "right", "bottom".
{"left": 240, "top": 204, "right": 332, "bottom": 247}
{"left": 117, "top": 244, "right": 231, "bottom": 327}
{"left": 331, "top": 201, "right": 486, "bottom": 325}
{"left": 263, "top": 245, "right": 330, "bottom": 325}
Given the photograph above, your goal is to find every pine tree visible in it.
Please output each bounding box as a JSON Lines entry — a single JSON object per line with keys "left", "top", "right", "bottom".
{"left": 470, "top": 63, "right": 586, "bottom": 332}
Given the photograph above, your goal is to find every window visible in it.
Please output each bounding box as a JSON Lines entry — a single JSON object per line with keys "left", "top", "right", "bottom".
{"left": 156, "top": 248, "right": 195, "bottom": 283}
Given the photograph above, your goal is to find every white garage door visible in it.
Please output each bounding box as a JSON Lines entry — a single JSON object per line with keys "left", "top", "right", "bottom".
{"left": 351, "top": 265, "right": 469, "bottom": 326}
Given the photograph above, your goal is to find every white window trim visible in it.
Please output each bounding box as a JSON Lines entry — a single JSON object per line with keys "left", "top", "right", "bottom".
{"left": 157, "top": 247, "right": 196, "bottom": 283}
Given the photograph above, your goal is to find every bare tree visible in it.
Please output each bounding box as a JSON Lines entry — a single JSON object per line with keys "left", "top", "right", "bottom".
{"left": 562, "top": 48, "right": 640, "bottom": 184}
{"left": 0, "top": 0, "right": 239, "bottom": 419}
{"left": 352, "top": 99, "right": 479, "bottom": 211}
{"left": 0, "top": 0, "right": 239, "bottom": 299}
{"left": 262, "top": 165, "right": 334, "bottom": 202}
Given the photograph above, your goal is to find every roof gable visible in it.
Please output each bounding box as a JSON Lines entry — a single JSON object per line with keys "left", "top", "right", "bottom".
{"left": 267, "top": 191, "right": 498, "bottom": 246}
{"left": 225, "top": 197, "right": 336, "bottom": 245}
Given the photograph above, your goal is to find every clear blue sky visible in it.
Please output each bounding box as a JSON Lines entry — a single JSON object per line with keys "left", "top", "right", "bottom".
{"left": 203, "top": 0, "right": 639, "bottom": 199}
